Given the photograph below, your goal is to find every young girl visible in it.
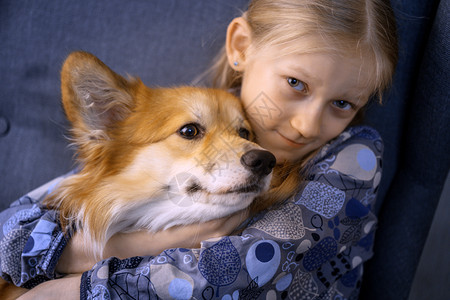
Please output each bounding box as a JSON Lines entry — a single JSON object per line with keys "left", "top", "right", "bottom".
{"left": 1, "top": 0, "right": 397, "bottom": 298}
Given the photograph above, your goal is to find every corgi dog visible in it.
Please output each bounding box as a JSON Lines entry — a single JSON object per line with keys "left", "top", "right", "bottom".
{"left": 37, "top": 51, "right": 276, "bottom": 259}
{"left": 0, "top": 51, "right": 308, "bottom": 298}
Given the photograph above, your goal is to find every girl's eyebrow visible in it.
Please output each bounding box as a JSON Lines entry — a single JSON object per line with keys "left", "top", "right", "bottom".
{"left": 287, "top": 64, "right": 322, "bottom": 85}
{"left": 340, "top": 91, "right": 370, "bottom": 107}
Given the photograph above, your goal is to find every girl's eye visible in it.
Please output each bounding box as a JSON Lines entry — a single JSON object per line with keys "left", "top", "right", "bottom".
{"left": 333, "top": 100, "right": 353, "bottom": 111}
{"left": 287, "top": 77, "right": 307, "bottom": 93}
{"left": 179, "top": 123, "right": 200, "bottom": 139}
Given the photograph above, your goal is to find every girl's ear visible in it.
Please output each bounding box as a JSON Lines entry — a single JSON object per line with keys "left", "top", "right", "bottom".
{"left": 226, "top": 17, "right": 252, "bottom": 71}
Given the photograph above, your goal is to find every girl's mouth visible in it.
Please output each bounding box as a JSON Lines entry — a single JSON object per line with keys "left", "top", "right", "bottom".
{"left": 277, "top": 131, "right": 307, "bottom": 148}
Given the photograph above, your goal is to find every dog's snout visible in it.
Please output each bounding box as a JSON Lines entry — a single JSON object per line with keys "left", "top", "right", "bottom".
{"left": 240, "top": 150, "right": 276, "bottom": 176}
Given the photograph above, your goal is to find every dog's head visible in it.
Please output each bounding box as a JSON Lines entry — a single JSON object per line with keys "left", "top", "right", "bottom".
{"left": 51, "top": 52, "right": 275, "bottom": 248}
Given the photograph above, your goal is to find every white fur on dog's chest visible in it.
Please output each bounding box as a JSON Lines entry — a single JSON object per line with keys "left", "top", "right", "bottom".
{"left": 106, "top": 192, "right": 253, "bottom": 239}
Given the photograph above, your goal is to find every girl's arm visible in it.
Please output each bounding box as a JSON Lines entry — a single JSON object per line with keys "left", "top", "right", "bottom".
{"left": 56, "top": 210, "right": 249, "bottom": 274}
{"left": 16, "top": 274, "right": 81, "bottom": 300}
{"left": 0, "top": 172, "right": 73, "bottom": 288}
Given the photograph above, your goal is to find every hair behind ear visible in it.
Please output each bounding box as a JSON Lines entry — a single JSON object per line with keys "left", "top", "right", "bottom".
{"left": 205, "top": 17, "right": 253, "bottom": 89}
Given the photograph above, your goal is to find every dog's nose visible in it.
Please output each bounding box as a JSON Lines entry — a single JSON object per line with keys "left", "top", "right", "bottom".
{"left": 240, "top": 150, "right": 276, "bottom": 176}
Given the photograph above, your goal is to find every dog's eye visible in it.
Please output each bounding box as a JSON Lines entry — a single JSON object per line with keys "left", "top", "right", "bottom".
{"left": 179, "top": 124, "right": 200, "bottom": 139}
{"left": 239, "top": 128, "right": 250, "bottom": 140}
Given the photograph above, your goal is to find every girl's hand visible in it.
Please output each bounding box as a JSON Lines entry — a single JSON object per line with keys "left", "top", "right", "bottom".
{"left": 56, "top": 209, "right": 249, "bottom": 274}
{"left": 16, "top": 274, "right": 81, "bottom": 300}
{"left": 103, "top": 209, "right": 249, "bottom": 259}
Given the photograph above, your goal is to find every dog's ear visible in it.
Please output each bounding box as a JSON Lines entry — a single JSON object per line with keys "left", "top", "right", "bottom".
{"left": 61, "top": 51, "right": 136, "bottom": 140}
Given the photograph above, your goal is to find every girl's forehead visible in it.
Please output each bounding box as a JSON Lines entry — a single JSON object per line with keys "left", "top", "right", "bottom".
{"left": 255, "top": 42, "right": 378, "bottom": 96}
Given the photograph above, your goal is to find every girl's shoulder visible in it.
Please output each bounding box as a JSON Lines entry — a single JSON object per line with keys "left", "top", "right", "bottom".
{"left": 309, "top": 126, "right": 384, "bottom": 171}
{"left": 302, "top": 125, "right": 383, "bottom": 207}
{"left": 316, "top": 125, "right": 383, "bottom": 162}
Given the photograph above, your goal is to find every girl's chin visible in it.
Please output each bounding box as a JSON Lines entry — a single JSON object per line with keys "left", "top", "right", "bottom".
{"left": 273, "top": 152, "right": 304, "bottom": 165}
{"left": 271, "top": 146, "right": 318, "bottom": 165}
{"left": 257, "top": 138, "right": 310, "bottom": 164}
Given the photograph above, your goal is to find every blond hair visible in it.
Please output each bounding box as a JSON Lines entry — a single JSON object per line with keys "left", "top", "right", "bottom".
{"left": 208, "top": 0, "right": 398, "bottom": 212}
{"left": 210, "top": 0, "right": 398, "bottom": 103}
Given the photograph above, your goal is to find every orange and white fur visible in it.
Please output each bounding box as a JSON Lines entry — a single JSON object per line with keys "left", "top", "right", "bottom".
{"left": 41, "top": 51, "right": 276, "bottom": 260}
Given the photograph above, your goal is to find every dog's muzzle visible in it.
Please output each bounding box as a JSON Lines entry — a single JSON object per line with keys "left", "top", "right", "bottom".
{"left": 240, "top": 150, "right": 276, "bottom": 177}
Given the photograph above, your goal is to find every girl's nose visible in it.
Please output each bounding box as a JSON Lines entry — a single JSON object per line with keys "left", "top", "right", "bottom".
{"left": 290, "top": 104, "right": 322, "bottom": 139}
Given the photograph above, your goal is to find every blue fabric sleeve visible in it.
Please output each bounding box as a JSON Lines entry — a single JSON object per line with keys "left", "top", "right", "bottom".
{"left": 0, "top": 173, "right": 74, "bottom": 288}
{"left": 79, "top": 125, "right": 383, "bottom": 299}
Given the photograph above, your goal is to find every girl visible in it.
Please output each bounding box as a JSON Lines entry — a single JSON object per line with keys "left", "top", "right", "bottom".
{"left": 2, "top": 0, "right": 397, "bottom": 298}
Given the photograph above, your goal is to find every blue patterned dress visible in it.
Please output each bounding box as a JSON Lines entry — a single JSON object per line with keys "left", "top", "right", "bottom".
{"left": 0, "top": 125, "right": 383, "bottom": 299}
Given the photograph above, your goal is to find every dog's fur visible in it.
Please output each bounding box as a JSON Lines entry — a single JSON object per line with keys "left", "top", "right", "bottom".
{"left": 43, "top": 51, "right": 277, "bottom": 259}
{"left": 1, "top": 52, "right": 306, "bottom": 297}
